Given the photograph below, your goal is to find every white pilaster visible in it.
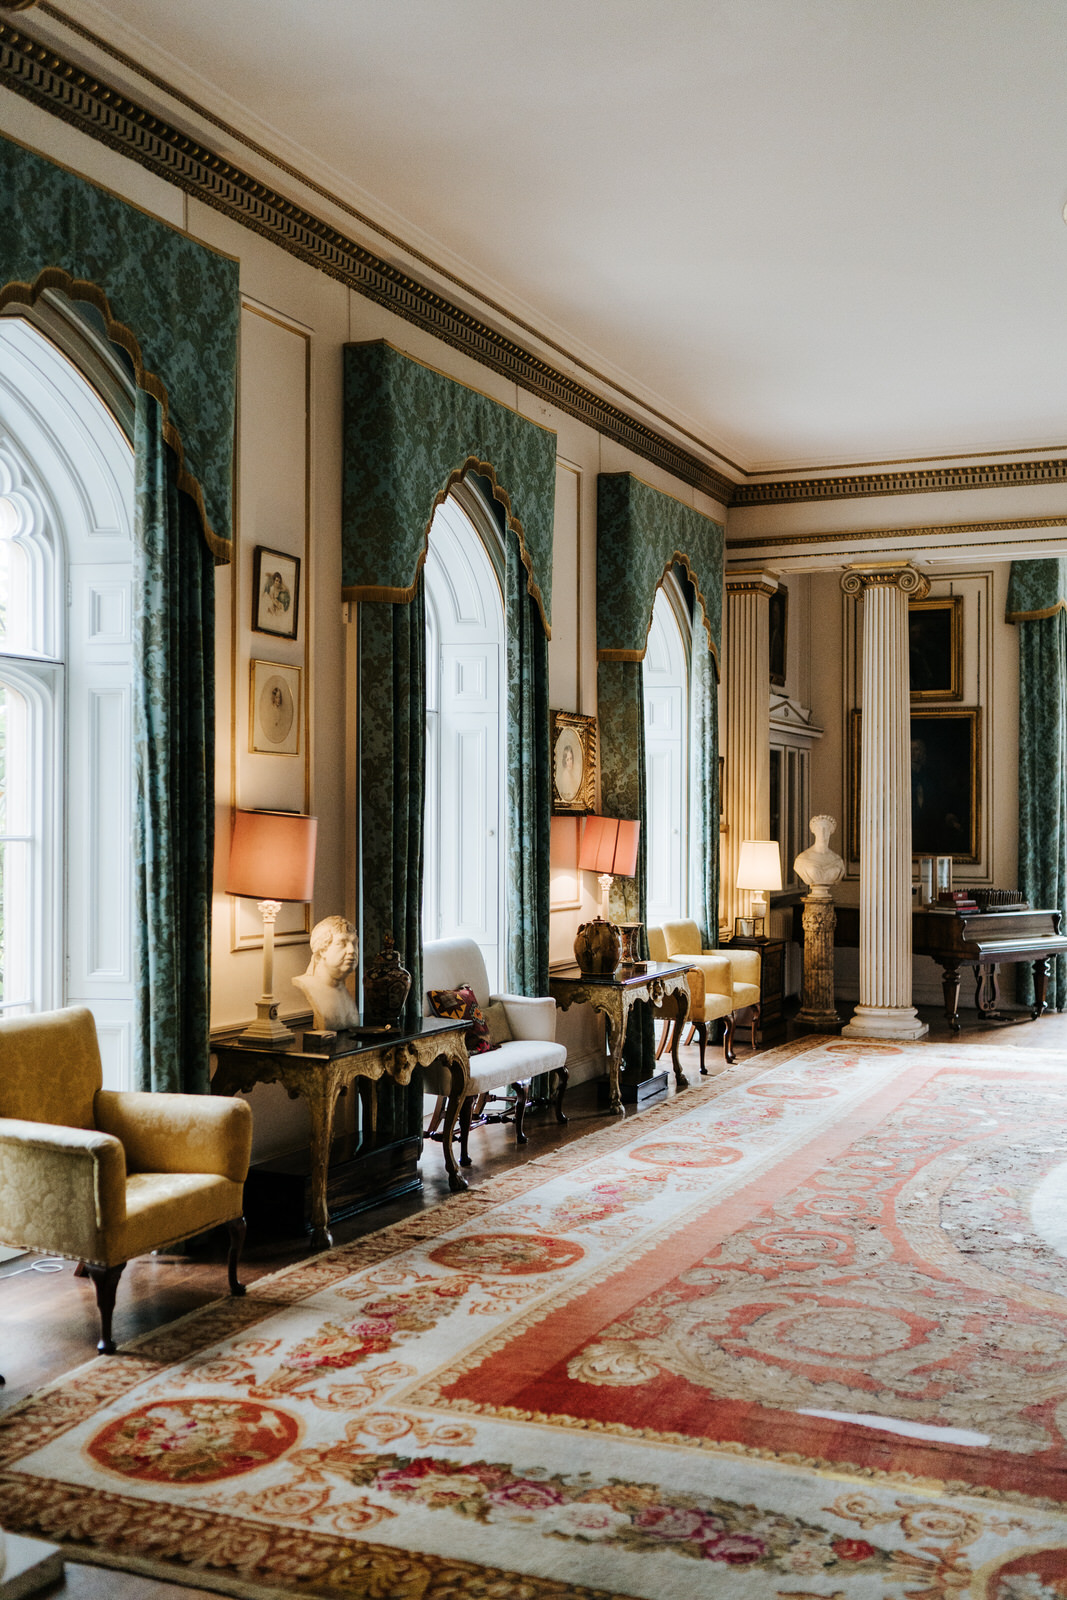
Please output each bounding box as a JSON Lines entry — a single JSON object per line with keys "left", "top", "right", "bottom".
{"left": 841, "top": 562, "right": 930, "bottom": 1040}
{"left": 723, "top": 573, "right": 776, "bottom": 931}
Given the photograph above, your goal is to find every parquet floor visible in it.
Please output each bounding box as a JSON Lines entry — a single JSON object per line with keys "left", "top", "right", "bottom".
{"left": 3, "top": 1002, "right": 1065, "bottom": 1599}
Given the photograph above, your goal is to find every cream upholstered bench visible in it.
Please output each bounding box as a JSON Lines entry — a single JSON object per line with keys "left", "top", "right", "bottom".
{"left": 0, "top": 1006, "right": 252, "bottom": 1353}
{"left": 422, "top": 937, "right": 567, "bottom": 1168}
{"left": 648, "top": 925, "right": 737, "bottom": 1072}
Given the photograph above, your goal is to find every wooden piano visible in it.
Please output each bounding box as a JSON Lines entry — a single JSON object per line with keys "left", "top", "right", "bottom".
{"left": 791, "top": 903, "right": 1067, "bottom": 1031}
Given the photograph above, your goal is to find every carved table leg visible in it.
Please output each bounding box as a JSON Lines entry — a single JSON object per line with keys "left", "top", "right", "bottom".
{"left": 305, "top": 1080, "right": 342, "bottom": 1250}
{"left": 440, "top": 1056, "right": 470, "bottom": 1193}
{"left": 1033, "top": 956, "right": 1051, "bottom": 1019}
{"left": 939, "top": 958, "right": 962, "bottom": 1032}
{"left": 604, "top": 995, "right": 627, "bottom": 1114}
{"left": 974, "top": 962, "right": 1001, "bottom": 1019}
{"left": 668, "top": 987, "right": 690, "bottom": 1092}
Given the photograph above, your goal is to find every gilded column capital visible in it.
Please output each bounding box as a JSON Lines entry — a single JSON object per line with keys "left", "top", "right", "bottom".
{"left": 841, "top": 562, "right": 930, "bottom": 599}
{"left": 725, "top": 570, "right": 779, "bottom": 598}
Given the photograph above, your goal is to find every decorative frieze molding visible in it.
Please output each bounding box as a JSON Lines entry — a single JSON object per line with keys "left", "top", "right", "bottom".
{"left": 733, "top": 456, "right": 1067, "bottom": 507}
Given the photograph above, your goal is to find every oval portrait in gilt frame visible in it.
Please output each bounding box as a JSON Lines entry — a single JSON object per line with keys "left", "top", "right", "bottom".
{"left": 550, "top": 710, "right": 597, "bottom": 813}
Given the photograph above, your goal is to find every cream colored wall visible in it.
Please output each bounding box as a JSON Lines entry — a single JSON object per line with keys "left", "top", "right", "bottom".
{"left": 0, "top": 92, "right": 732, "bottom": 1119}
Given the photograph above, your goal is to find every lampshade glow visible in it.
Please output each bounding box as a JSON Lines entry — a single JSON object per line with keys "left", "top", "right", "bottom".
{"left": 578, "top": 815, "right": 640, "bottom": 878}
{"left": 736, "top": 838, "right": 783, "bottom": 893}
{"left": 226, "top": 810, "right": 318, "bottom": 902}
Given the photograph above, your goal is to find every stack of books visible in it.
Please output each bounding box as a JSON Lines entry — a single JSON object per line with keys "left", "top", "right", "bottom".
{"left": 937, "top": 889, "right": 979, "bottom": 913}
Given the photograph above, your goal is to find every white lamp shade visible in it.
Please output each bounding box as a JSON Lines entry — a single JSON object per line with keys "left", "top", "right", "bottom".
{"left": 736, "top": 838, "right": 783, "bottom": 893}
{"left": 225, "top": 809, "right": 317, "bottom": 901}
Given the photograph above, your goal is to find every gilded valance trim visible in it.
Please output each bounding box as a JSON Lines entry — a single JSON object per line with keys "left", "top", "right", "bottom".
{"left": 343, "top": 342, "right": 557, "bottom": 633}
{"left": 1006, "top": 559, "right": 1067, "bottom": 623}
{"left": 0, "top": 131, "right": 239, "bottom": 557}
{"left": 596, "top": 474, "right": 723, "bottom": 666}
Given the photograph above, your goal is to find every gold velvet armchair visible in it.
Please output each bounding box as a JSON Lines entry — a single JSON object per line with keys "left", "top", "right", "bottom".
{"left": 648, "top": 926, "right": 738, "bottom": 1072}
{"left": 651, "top": 920, "right": 763, "bottom": 1066}
{"left": 0, "top": 1006, "right": 253, "bottom": 1354}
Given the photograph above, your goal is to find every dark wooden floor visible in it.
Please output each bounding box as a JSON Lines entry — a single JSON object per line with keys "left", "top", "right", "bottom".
{"left": 3, "top": 1001, "right": 1065, "bottom": 1598}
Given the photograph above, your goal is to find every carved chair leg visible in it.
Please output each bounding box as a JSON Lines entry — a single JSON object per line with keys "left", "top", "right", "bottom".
{"left": 750, "top": 1005, "right": 761, "bottom": 1052}
{"left": 459, "top": 1094, "right": 474, "bottom": 1168}
{"left": 512, "top": 1081, "right": 528, "bottom": 1146}
{"left": 723, "top": 1012, "right": 737, "bottom": 1065}
{"left": 84, "top": 1261, "right": 125, "bottom": 1355}
{"left": 74, "top": 1260, "right": 89, "bottom": 1278}
{"left": 695, "top": 1021, "right": 708, "bottom": 1075}
{"left": 655, "top": 1020, "right": 670, "bottom": 1059}
{"left": 425, "top": 1093, "right": 447, "bottom": 1138}
{"left": 227, "top": 1217, "right": 247, "bottom": 1297}
{"left": 554, "top": 1065, "right": 569, "bottom": 1125}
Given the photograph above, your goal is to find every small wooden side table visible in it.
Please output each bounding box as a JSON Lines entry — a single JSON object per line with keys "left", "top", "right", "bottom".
{"left": 550, "top": 961, "right": 690, "bottom": 1114}
{"left": 727, "top": 935, "right": 787, "bottom": 1045}
{"left": 213, "top": 1018, "right": 469, "bottom": 1249}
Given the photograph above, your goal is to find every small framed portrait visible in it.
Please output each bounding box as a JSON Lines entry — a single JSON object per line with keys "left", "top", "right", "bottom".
{"left": 250, "top": 659, "right": 301, "bottom": 756}
{"left": 734, "top": 916, "right": 755, "bottom": 939}
{"left": 769, "top": 583, "right": 788, "bottom": 687}
{"left": 252, "top": 545, "right": 300, "bottom": 640}
{"left": 908, "top": 595, "right": 963, "bottom": 700}
{"left": 550, "top": 710, "right": 597, "bottom": 813}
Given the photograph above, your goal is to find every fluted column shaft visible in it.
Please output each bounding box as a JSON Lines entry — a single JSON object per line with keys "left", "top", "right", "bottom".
{"left": 723, "top": 574, "right": 776, "bottom": 932}
{"left": 841, "top": 563, "right": 929, "bottom": 1040}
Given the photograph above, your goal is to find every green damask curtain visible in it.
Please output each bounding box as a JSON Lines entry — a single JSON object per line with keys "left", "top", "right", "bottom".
{"left": 690, "top": 617, "right": 720, "bottom": 947}
{"left": 505, "top": 528, "right": 551, "bottom": 997}
{"left": 133, "top": 392, "right": 215, "bottom": 1091}
{"left": 359, "top": 592, "right": 427, "bottom": 1140}
{"left": 0, "top": 133, "right": 239, "bottom": 1089}
{"left": 599, "top": 658, "right": 655, "bottom": 1072}
{"left": 1007, "top": 560, "right": 1067, "bottom": 1011}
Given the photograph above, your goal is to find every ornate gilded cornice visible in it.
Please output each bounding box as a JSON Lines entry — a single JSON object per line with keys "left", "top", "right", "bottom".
{"left": 841, "top": 562, "right": 930, "bottom": 599}
{"left": 732, "top": 457, "right": 1067, "bottom": 506}
{"left": 727, "top": 512, "right": 1067, "bottom": 556}
{"left": 0, "top": 19, "right": 737, "bottom": 505}
{"left": 725, "top": 572, "right": 778, "bottom": 599}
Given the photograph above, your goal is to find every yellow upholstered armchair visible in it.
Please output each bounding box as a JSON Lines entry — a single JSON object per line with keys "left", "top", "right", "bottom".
{"left": 648, "top": 926, "right": 737, "bottom": 1072}
{"left": 0, "top": 1007, "right": 253, "bottom": 1354}
{"left": 654, "top": 919, "right": 763, "bottom": 1063}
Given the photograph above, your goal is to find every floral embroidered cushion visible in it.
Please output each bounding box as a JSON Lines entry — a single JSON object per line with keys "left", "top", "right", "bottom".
{"left": 426, "top": 984, "right": 496, "bottom": 1054}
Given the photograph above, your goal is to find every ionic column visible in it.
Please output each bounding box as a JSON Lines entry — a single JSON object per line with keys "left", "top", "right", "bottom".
{"left": 841, "top": 563, "right": 929, "bottom": 1040}
{"left": 723, "top": 572, "right": 777, "bottom": 932}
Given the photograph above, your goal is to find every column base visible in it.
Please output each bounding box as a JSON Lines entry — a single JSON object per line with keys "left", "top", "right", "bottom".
{"left": 794, "top": 1008, "right": 843, "bottom": 1032}
{"left": 842, "top": 1005, "right": 929, "bottom": 1041}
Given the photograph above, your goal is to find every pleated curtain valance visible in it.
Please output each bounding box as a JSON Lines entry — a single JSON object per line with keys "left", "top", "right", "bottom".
{"left": 1005, "top": 558, "right": 1067, "bottom": 622}
{"left": 596, "top": 473, "right": 724, "bottom": 663}
{"left": 0, "top": 132, "right": 239, "bottom": 558}
{"left": 342, "top": 340, "right": 557, "bottom": 632}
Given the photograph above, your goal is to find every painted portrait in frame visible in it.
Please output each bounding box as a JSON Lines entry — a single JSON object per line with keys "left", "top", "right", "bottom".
{"left": 252, "top": 545, "right": 301, "bottom": 641}
{"left": 849, "top": 706, "right": 980, "bottom": 861}
{"left": 250, "top": 660, "right": 301, "bottom": 756}
{"left": 908, "top": 594, "right": 962, "bottom": 701}
{"left": 550, "top": 710, "right": 597, "bottom": 814}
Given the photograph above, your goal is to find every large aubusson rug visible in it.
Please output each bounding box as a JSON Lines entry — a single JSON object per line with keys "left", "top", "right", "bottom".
{"left": 5, "top": 1035, "right": 1067, "bottom": 1598}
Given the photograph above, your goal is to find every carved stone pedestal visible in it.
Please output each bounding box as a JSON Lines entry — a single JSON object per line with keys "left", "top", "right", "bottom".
{"left": 795, "top": 890, "right": 842, "bottom": 1031}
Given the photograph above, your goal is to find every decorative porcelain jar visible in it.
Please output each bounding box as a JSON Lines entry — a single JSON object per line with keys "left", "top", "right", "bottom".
{"left": 573, "top": 917, "right": 622, "bottom": 975}
{"left": 362, "top": 931, "right": 412, "bottom": 1027}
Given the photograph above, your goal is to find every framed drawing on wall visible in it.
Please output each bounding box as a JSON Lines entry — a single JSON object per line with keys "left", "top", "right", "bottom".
{"left": 550, "top": 710, "right": 597, "bottom": 813}
{"left": 908, "top": 595, "right": 962, "bottom": 700}
{"left": 849, "top": 706, "right": 980, "bottom": 862}
{"left": 769, "top": 583, "right": 788, "bottom": 687}
{"left": 252, "top": 545, "right": 301, "bottom": 640}
{"left": 250, "top": 659, "right": 301, "bottom": 756}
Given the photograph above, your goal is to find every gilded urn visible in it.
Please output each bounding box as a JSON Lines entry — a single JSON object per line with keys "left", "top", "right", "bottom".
{"left": 362, "top": 931, "right": 412, "bottom": 1027}
{"left": 573, "top": 916, "right": 621, "bottom": 975}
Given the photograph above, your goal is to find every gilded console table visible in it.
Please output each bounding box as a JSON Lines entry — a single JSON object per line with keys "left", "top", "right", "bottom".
{"left": 213, "top": 1018, "right": 469, "bottom": 1248}
{"left": 549, "top": 961, "right": 691, "bottom": 1114}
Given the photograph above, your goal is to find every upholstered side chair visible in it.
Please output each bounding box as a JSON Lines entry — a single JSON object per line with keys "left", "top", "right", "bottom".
{"left": 0, "top": 1006, "right": 253, "bottom": 1354}
{"left": 648, "top": 925, "right": 737, "bottom": 1072}
{"left": 422, "top": 937, "right": 567, "bottom": 1167}
{"left": 655, "top": 919, "right": 762, "bottom": 1060}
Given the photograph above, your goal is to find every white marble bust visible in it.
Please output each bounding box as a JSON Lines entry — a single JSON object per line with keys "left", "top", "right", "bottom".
{"left": 293, "top": 914, "right": 360, "bottom": 1031}
{"left": 794, "top": 814, "right": 845, "bottom": 897}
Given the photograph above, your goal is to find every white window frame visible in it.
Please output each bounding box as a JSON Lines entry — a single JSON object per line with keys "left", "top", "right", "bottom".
{"left": 644, "top": 576, "right": 691, "bottom": 927}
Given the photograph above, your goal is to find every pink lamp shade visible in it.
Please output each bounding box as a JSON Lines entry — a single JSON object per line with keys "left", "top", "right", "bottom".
{"left": 578, "top": 815, "right": 640, "bottom": 878}
{"left": 225, "top": 809, "right": 318, "bottom": 902}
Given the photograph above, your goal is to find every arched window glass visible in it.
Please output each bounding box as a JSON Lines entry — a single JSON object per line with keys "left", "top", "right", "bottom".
{"left": 644, "top": 579, "right": 690, "bottom": 925}
{"left": 0, "top": 312, "right": 135, "bottom": 1081}
{"left": 422, "top": 483, "right": 507, "bottom": 989}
